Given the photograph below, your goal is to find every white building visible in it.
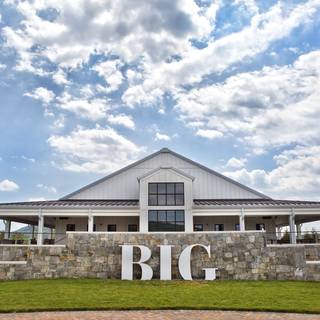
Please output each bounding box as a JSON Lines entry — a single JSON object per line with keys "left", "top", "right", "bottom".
{"left": 1, "top": 148, "right": 320, "bottom": 245}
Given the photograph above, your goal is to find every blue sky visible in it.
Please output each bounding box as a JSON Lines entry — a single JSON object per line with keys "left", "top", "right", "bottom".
{"left": 0, "top": 0, "right": 320, "bottom": 230}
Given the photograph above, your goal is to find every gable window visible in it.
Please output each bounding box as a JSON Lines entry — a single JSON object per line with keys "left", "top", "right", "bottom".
{"left": 148, "top": 183, "right": 184, "bottom": 206}
{"left": 148, "top": 210, "right": 184, "bottom": 231}
{"left": 214, "top": 224, "right": 224, "bottom": 231}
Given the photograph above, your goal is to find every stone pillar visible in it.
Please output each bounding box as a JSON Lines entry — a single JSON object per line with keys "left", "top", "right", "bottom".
{"left": 4, "top": 219, "right": 11, "bottom": 239}
{"left": 289, "top": 209, "right": 296, "bottom": 244}
{"left": 37, "top": 210, "right": 44, "bottom": 245}
{"left": 239, "top": 208, "right": 245, "bottom": 231}
{"left": 88, "top": 209, "right": 94, "bottom": 232}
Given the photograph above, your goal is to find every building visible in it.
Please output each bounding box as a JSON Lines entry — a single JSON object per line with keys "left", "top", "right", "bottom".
{"left": 1, "top": 148, "right": 320, "bottom": 245}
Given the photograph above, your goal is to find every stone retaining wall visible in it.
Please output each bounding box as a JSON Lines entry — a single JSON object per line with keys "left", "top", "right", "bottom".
{"left": 304, "top": 244, "right": 320, "bottom": 261}
{"left": 0, "top": 232, "right": 318, "bottom": 281}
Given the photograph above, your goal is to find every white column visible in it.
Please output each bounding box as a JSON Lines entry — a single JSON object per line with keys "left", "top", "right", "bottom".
{"left": 139, "top": 210, "right": 148, "bottom": 232}
{"left": 4, "top": 220, "right": 11, "bottom": 239}
{"left": 37, "top": 210, "right": 44, "bottom": 245}
{"left": 88, "top": 209, "right": 94, "bottom": 232}
{"left": 184, "top": 209, "right": 193, "bottom": 232}
{"left": 289, "top": 209, "right": 296, "bottom": 244}
{"left": 239, "top": 208, "right": 245, "bottom": 231}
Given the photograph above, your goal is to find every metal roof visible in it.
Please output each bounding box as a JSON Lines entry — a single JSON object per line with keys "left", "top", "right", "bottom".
{"left": 1, "top": 198, "right": 320, "bottom": 210}
{"left": 61, "top": 148, "right": 270, "bottom": 200}
{"left": 194, "top": 199, "right": 320, "bottom": 208}
{"left": 0, "top": 199, "right": 139, "bottom": 209}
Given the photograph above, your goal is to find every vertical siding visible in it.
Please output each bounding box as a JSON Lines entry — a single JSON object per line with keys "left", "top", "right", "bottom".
{"left": 69, "top": 152, "right": 263, "bottom": 200}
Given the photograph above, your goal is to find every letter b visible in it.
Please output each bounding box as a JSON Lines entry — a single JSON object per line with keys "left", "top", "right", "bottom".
{"left": 120, "top": 245, "right": 153, "bottom": 280}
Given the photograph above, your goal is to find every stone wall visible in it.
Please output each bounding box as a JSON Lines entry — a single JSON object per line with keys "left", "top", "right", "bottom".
{"left": 0, "top": 232, "right": 319, "bottom": 281}
{"left": 304, "top": 244, "right": 320, "bottom": 261}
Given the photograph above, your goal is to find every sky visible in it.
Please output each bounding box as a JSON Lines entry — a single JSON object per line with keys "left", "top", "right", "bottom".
{"left": 0, "top": 0, "right": 320, "bottom": 231}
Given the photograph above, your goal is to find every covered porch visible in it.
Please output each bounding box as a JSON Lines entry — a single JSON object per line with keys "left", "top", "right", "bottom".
{"left": 193, "top": 199, "right": 320, "bottom": 244}
{"left": 0, "top": 200, "right": 140, "bottom": 245}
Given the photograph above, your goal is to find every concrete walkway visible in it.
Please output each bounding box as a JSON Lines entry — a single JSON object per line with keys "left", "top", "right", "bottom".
{"left": 0, "top": 310, "right": 319, "bottom": 320}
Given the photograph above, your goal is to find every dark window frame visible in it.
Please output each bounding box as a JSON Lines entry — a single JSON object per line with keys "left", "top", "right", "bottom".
{"left": 148, "top": 183, "right": 184, "bottom": 206}
{"left": 214, "top": 224, "right": 224, "bottom": 231}
{"left": 148, "top": 210, "right": 185, "bottom": 232}
{"left": 194, "top": 224, "right": 204, "bottom": 232}
{"left": 256, "top": 223, "right": 265, "bottom": 231}
{"left": 128, "top": 224, "right": 138, "bottom": 232}
{"left": 107, "top": 224, "right": 117, "bottom": 232}
{"left": 235, "top": 223, "right": 240, "bottom": 231}
{"left": 66, "top": 224, "right": 75, "bottom": 232}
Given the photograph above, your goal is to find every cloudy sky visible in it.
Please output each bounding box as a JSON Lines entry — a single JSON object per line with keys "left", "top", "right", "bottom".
{"left": 0, "top": 0, "right": 320, "bottom": 230}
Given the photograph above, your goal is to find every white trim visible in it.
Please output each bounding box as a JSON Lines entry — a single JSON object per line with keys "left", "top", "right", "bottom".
{"left": 306, "top": 261, "right": 320, "bottom": 264}
{"left": 67, "top": 230, "right": 264, "bottom": 235}
{"left": 0, "top": 244, "right": 65, "bottom": 247}
{"left": 0, "top": 261, "right": 27, "bottom": 265}
{"left": 137, "top": 167, "right": 195, "bottom": 181}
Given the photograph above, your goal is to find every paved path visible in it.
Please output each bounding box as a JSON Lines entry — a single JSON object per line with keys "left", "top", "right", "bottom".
{"left": 0, "top": 310, "right": 319, "bottom": 320}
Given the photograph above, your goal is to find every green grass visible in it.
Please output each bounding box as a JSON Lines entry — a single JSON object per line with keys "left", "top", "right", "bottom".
{"left": 0, "top": 279, "right": 319, "bottom": 313}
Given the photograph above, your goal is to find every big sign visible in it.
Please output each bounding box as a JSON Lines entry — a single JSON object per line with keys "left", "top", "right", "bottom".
{"left": 120, "top": 244, "right": 217, "bottom": 280}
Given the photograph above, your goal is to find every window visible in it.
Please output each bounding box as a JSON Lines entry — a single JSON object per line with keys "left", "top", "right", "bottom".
{"left": 214, "top": 224, "right": 224, "bottom": 231}
{"left": 148, "top": 183, "right": 184, "bottom": 206}
{"left": 66, "top": 224, "right": 75, "bottom": 232}
{"left": 108, "top": 224, "right": 117, "bottom": 232}
{"left": 148, "top": 210, "right": 185, "bottom": 232}
{"left": 128, "top": 224, "right": 138, "bottom": 232}
{"left": 235, "top": 223, "right": 240, "bottom": 231}
{"left": 194, "top": 224, "right": 203, "bottom": 232}
{"left": 256, "top": 223, "right": 265, "bottom": 231}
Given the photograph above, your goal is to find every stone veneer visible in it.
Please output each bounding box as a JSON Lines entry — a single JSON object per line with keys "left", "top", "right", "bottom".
{"left": 0, "top": 232, "right": 319, "bottom": 281}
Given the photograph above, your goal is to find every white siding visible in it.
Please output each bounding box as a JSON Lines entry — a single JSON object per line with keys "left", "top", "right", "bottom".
{"left": 69, "top": 152, "right": 263, "bottom": 200}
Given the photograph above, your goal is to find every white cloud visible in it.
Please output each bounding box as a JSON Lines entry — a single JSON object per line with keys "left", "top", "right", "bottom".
{"left": 24, "top": 87, "right": 55, "bottom": 105}
{"left": 36, "top": 184, "right": 57, "bottom": 194}
{"left": 0, "top": 179, "right": 19, "bottom": 192}
{"left": 56, "top": 92, "right": 109, "bottom": 121}
{"left": 122, "top": 0, "right": 320, "bottom": 108}
{"left": 3, "top": 0, "right": 212, "bottom": 69}
{"left": 93, "top": 60, "right": 123, "bottom": 93}
{"left": 155, "top": 132, "right": 171, "bottom": 141}
{"left": 225, "top": 157, "right": 247, "bottom": 169}
{"left": 107, "top": 114, "right": 135, "bottom": 130}
{"left": 52, "top": 68, "right": 70, "bottom": 85}
{"left": 224, "top": 145, "right": 320, "bottom": 200}
{"left": 28, "top": 197, "right": 46, "bottom": 201}
{"left": 21, "top": 155, "right": 35, "bottom": 163}
{"left": 0, "top": 64, "right": 6, "bottom": 71}
{"left": 196, "top": 129, "right": 223, "bottom": 139}
{"left": 176, "top": 50, "right": 320, "bottom": 152}
{"left": 48, "top": 126, "right": 145, "bottom": 173}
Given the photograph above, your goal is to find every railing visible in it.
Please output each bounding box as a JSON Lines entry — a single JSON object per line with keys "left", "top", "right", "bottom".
{"left": 0, "top": 231, "right": 66, "bottom": 245}
{"left": 265, "top": 231, "right": 320, "bottom": 244}
{"left": 0, "top": 230, "right": 320, "bottom": 245}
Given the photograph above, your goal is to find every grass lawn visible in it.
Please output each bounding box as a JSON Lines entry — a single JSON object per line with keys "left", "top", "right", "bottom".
{"left": 0, "top": 279, "right": 319, "bottom": 313}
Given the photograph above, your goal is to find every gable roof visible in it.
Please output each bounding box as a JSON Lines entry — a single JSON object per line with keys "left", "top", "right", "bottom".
{"left": 61, "top": 148, "right": 270, "bottom": 200}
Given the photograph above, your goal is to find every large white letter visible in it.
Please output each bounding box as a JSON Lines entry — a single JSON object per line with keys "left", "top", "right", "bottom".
{"left": 178, "top": 244, "right": 216, "bottom": 280}
{"left": 120, "top": 245, "right": 153, "bottom": 280}
{"left": 158, "top": 245, "right": 173, "bottom": 280}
